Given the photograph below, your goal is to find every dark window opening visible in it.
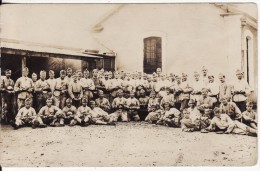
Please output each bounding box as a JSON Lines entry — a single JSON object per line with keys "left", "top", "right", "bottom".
{"left": 143, "top": 37, "right": 162, "bottom": 74}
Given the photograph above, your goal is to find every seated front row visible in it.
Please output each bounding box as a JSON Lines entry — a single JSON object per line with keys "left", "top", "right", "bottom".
{"left": 10, "top": 97, "right": 257, "bottom": 137}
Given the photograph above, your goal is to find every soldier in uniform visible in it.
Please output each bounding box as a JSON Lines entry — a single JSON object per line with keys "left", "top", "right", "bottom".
{"left": 232, "top": 69, "right": 251, "bottom": 112}
{"left": 160, "top": 87, "right": 175, "bottom": 108}
{"left": 218, "top": 73, "right": 232, "bottom": 102}
{"left": 109, "top": 71, "right": 123, "bottom": 102}
{"left": 111, "top": 89, "right": 128, "bottom": 122}
{"left": 61, "top": 98, "right": 77, "bottom": 125}
{"left": 156, "top": 102, "right": 181, "bottom": 127}
{"left": 201, "top": 66, "right": 209, "bottom": 87}
{"left": 242, "top": 101, "right": 257, "bottom": 130}
{"left": 0, "top": 69, "right": 15, "bottom": 123}
{"left": 34, "top": 70, "right": 51, "bottom": 112}
{"left": 180, "top": 109, "right": 201, "bottom": 132}
{"left": 31, "top": 73, "right": 38, "bottom": 109}
{"left": 14, "top": 67, "right": 34, "bottom": 110}
{"left": 35, "top": 98, "right": 63, "bottom": 127}
{"left": 206, "top": 75, "right": 219, "bottom": 108}
{"left": 138, "top": 88, "right": 149, "bottom": 120}
{"left": 100, "top": 71, "right": 113, "bottom": 101}
{"left": 147, "top": 91, "right": 160, "bottom": 112}
{"left": 145, "top": 104, "right": 163, "bottom": 124}
{"left": 80, "top": 69, "right": 95, "bottom": 101}
{"left": 46, "top": 70, "right": 57, "bottom": 95}
{"left": 190, "top": 72, "right": 204, "bottom": 102}
{"left": 92, "top": 69, "right": 103, "bottom": 99}
{"left": 69, "top": 98, "right": 92, "bottom": 127}
{"left": 173, "top": 76, "right": 182, "bottom": 110}
{"left": 10, "top": 98, "right": 38, "bottom": 129}
{"left": 125, "top": 90, "right": 140, "bottom": 121}
{"left": 68, "top": 72, "right": 83, "bottom": 108}
{"left": 196, "top": 88, "right": 213, "bottom": 117}
{"left": 89, "top": 101, "right": 116, "bottom": 126}
{"left": 53, "top": 70, "right": 68, "bottom": 109}
{"left": 219, "top": 95, "right": 241, "bottom": 120}
{"left": 122, "top": 72, "right": 135, "bottom": 98}
{"left": 179, "top": 73, "right": 193, "bottom": 111}
{"left": 95, "top": 90, "right": 111, "bottom": 112}
{"left": 65, "top": 68, "right": 73, "bottom": 84}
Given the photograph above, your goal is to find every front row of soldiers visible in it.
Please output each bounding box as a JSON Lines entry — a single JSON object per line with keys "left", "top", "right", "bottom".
{"left": 10, "top": 86, "right": 257, "bottom": 137}
{"left": 11, "top": 97, "right": 116, "bottom": 129}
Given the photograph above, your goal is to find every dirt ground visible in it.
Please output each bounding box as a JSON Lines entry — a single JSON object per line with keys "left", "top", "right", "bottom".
{"left": 0, "top": 122, "right": 257, "bottom": 167}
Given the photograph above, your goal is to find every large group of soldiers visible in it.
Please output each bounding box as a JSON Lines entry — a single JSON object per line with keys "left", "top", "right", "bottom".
{"left": 0, "top": 66, "right": 257, "bottom": 136}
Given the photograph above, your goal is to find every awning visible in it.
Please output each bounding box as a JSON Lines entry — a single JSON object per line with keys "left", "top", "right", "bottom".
{"left": 1, "top": 39, "right": 103, "bottom": 59}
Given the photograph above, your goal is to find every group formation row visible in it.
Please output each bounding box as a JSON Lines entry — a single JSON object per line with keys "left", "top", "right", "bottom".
{"left": 0, "top": 66, "right": 257, "bottom": 136}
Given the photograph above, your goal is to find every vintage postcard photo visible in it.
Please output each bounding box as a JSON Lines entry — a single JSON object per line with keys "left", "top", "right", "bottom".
{"left": 0, "top": 2, "right": 258, "bottom": 167}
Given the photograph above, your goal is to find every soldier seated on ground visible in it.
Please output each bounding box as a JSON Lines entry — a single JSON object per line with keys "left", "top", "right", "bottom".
{"left": 180, "top": 109, "right": 200, "bottom": 132}
{"left": 196, "top": 88, "right": 213, "bottom": 113}
{"left": 35, "top": 98, "right": 63, "bottom": 128}
{"left": 156, "top": 102, "right": 181, "bottom": 127}
{"left": 242, "top": 101, "right": 257, "bottom": 130}
{"left": 160, "top": 87, "right": 175, "bottom": 108}
{"left": 138, "top": 88, "right": 149, "bottom": 120}
{"left": 95, "top": 90, "right": 111, "bottom": 113}
{"left": 69, "top": 98, "right": 92, "bottom": 127}
{"left": 206, "top": 107, "right": 257, "bottom": 136}
{"left": 126, "top": 90, "right": 140, "bottom": 122}
{"left": 219, "top": 96, "right": 241, "bottom": 120}
{"left": 145, "top": 104, "right": 163, "bottom": 124}
{"left": 110, "top": 104, "right": 128, "bottom": 122}
{"left": 10, "top": 98, "right": 38, "bottom": 129}
{"left": 111, "top": 89, "right": 128, "bottom": 122}
{"left": 89, "top": 101, "right": 116, "bottom": 126}
{"left": 52, "top": 98, "right": 77, "bottom": 126}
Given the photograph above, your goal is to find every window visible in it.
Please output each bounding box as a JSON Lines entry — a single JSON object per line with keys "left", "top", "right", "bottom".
{"left": 143, "top": 37, "right": 162, "bottom": 74}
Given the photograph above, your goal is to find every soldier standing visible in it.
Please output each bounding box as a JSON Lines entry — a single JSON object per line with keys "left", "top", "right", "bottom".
{"left": 34, "top": 70, "right": 51, "bottom": 112}
{"left": 53, "top": 70, "right": 68, "bottom": 109}
{"left": 14, "top": 67, "right": 34, "bottom": 110}
{"left": 68, "top": 73, "right": 83, "bottom": 108}
{"left": 0, "top": 69, "right": 15, "bottom": 122}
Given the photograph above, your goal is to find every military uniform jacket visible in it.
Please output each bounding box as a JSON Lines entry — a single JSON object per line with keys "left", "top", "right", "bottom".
{"left": 16, "top": 106, "right": 37, "bottom": 120}
{"left": 38, "top": 105, "right": 62, "bottom": 116}
{"left": 219, "top": 102, "right": 241, "bottom": 119}
{"left": 95, "top": 97, "right": 111, "bottom": 111}
{"left": 14, "top": 76, "right": 34, "bottom": 99}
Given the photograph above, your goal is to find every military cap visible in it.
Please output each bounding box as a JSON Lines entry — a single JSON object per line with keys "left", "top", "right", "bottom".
{"left": 89, "top": 100, "right": 95, "bottom": 105}
{"left": 82, "top": 98, "right": 88, "bottom": 103}
{"left": 236, "top": 69, "right": 243, "bottom": 74}
{"left": 194, "top": 72, "right": 200, "bottom": 76}
{"left": 60, "top": 70, "right": 66, "bottom": 75}
{"left": 188, "top": 99, "right": 195, "bottom": 104}
{"left": 208, "top": 75, "right": 214, "bottom": 79}
{"left": 5, "top": 69, "right": 11, "bottom": 74}
{"left": 246, "top": 101, "right": 254, "bottom": 106}
{"left": 25, "top": 98, "right": 31, "bottom": 104}
{"left": 66, "top": 98, "right": 72, "bottom": 103}
{"left": 49, "top": 70, "right": 54, "bottom": 74}
{"left": 98, "top": 90, "right": 104, "bottom": 94}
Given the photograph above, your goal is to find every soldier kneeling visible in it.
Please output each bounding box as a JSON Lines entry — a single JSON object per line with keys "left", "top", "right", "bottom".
{"left": 69, "top": 98, "right": 92, "bottom": 127}
{"left": 10, "top": 98, "right": 38, "bottom": 129}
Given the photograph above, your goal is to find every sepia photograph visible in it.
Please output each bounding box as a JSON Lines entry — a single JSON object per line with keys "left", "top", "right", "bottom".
{"left": 0, "top": 2, "right": 258, "bottom": 168}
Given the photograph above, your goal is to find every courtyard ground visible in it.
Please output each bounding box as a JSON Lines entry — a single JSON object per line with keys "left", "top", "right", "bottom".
{"left": 0, "top": 122, "right": 257, "bottom": 167}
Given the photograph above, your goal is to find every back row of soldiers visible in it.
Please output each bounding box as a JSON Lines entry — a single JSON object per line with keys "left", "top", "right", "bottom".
{"left": 0, "top": 66, "right": 254, "bottom": 128}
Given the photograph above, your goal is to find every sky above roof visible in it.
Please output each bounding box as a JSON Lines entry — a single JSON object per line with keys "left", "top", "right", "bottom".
{"left": 0, "top": 3, "right": 257, "bottom": 51}
{"left": 0, "top": 4, "right": 118, "bottom": 51}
